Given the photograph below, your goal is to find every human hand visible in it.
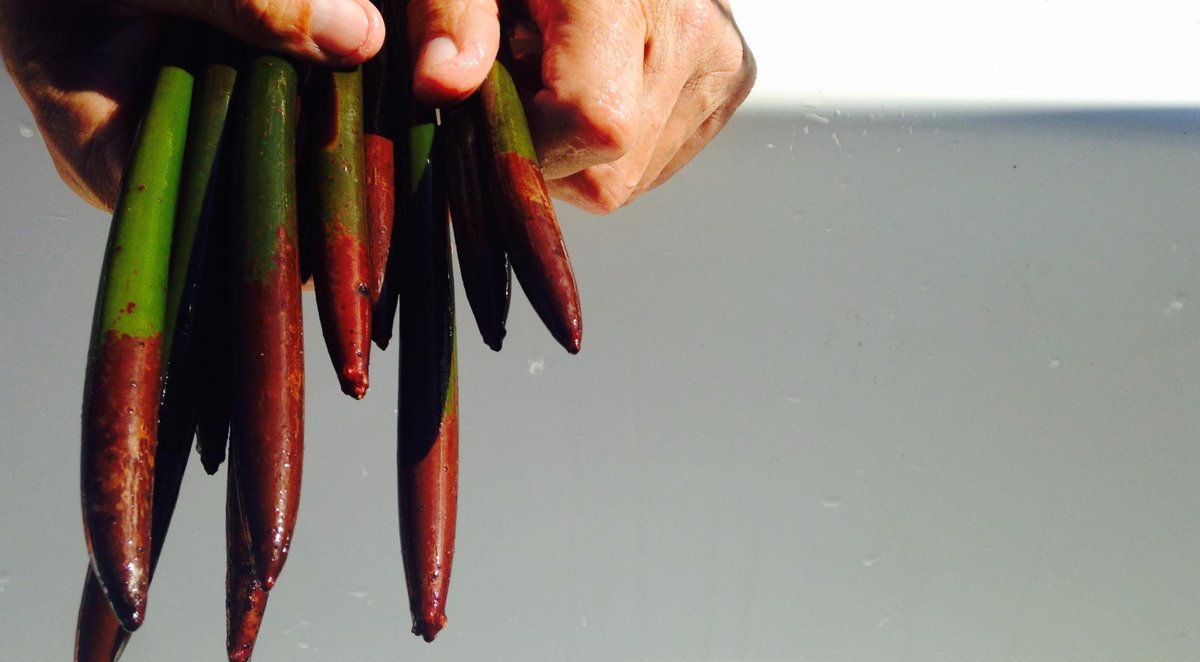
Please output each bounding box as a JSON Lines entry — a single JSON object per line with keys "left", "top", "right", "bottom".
{"left": 0, "top": 0, "right": 385, "bottom": 210}
{"left": 0, "top": 0, "right": 754, "bottom": 214}
{"left": 408, "top": 0, "right": 756, "bottom": 213}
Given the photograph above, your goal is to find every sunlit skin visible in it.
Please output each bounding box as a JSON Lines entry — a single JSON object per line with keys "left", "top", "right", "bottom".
{"left": 0, "top": 0, "right": 754, "bottom": 214}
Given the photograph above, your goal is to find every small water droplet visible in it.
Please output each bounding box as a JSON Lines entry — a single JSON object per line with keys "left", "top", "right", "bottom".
{"left": 581, "top": 616, "right": 588, "bottom": 628}
{"left": 0, "top": 572, "right": 11, "bottom": 591}
{"left": 820, "top": 497, "right": 841, "bottom": 509}
{"left": 802, "top": 112, "right": 830, "bottom": 124}
{"left": 348, "top": 588, "right": 368, "bottom": 599}
{"left": 782, "top": 394, "right": 802, "bottom": 404}
{"left": 297, "top": 641, "right": 310, "bottom": 650}
{"left": 831, "top": 133, "right": 842, "bottom": 148}
{"left": 18, "top": 122, "right": 34, "bottom": 138}
{"left": 299, "top": 619, "right": 311, "bottom": 626}
{"left": 1166, "top": 299, "right": 1184, "bottom": 316}
{"left": 802, "top": 125, "right": 810, "bottom": 135}
{"left": 862, "top": 556, "right": 881, "bottom": 567}
{"left": 1048, "top": 359, "right": 1061, "bottom": 370}
{"left": 1171, "top": 242, "right": 1179, "bottom": 253}
{"left": 528, "top": 358, "right": 545, "bottom": 376}
{"left": 361, "top": 466, "right": 369, "bottom": 477}
{"left": 765, "top": 143, "right": 776, "bottom": 149}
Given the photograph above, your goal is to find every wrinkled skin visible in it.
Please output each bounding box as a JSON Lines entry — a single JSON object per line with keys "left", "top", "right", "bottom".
{"left": 0, "top": 0, "right": 754, "bottom": 214}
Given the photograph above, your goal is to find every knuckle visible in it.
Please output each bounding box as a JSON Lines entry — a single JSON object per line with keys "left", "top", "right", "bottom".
{"left": 550, "top": 165, "right": 643, "bottom": 215}
{"left": 578, "top": 168, "right": 636, "bottom": 214}
{"left": 571, "top": 98, "right": 636, "bottom": 160}
{"left": 673, "top": 0, "right": 721, "bottom": 43}
{"left": 681, "top": 15, "right": 756, "bottom": 117}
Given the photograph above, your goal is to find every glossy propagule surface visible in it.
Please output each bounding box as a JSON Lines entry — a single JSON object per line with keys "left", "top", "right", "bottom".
{"left": 76, "top": 294, "right": 202, "bottom": 662}
{"left": 371, "top": 0, "right": 419, "bottom": 349}
{"left": 310, "top": 66, "right": 372, "bottom": 399}
{"left": 76, "top": 352, "right": 198, "bottom": 662}
{"left": 399, "top": 348, "right": 458, "bottom": 642}
{"left": 364, "top": 133, "right": 395, "bottom": 303}
{"left": 80, "top": 57, "right": 193, "bottom": 631}
{"left": 477, "top": 60, "right": 582, "bottom": 354}
{"left": 76, "top": 323, "right": 203, "bottom": 662}
{"left": 231, "top": 53, "right": 305, "bottom": 590}
{"left": 444, "top": 102, "right": 511, "bottom": 351}
{"left": 361, "top": 3, "right": 396, "bottom": 305}
{"left": 397, "top": 128, "right": 459, "bottom": 641}
{"left": 77, "top": 40, "right": 233, "bottom": 660}
{"left": 75, "top": 36, "right": 240, "bottom": 659}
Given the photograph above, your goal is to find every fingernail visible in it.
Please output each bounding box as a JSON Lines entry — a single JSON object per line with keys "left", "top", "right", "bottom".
{"left": 311, "top": 0, "right": 370, "bottom": 57}
{"left": 421, "top": 37, "right": 460, "bottom": 70}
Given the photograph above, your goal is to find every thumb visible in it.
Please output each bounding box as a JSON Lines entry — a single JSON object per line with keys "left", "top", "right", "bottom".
{"left": 407, "top": 0, "right": 500, "bottom": 105}
{"left": 131, "top": 0, "right": 386, "bottom": 65}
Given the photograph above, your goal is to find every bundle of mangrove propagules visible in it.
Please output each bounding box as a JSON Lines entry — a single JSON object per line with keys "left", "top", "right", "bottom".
{"left": 74, "top": 8, "right": 582, "bottom": 661}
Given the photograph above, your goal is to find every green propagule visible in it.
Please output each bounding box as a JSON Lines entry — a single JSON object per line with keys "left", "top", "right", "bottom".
{"left": 79, "top": 34, "right": 193, "bottom": 634}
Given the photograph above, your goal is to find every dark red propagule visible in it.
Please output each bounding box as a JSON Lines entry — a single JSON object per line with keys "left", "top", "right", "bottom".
{"left": 309, "top": 66, "right": 373, "bottom": 399}
{"left": 397, "top": 126, "right": 459, "bottom": 642}
{"left": 230, "top": 54, "right": 305, "bottom": 590}
{"left": 226, "top": 459, "right": 270, "bottom": 662}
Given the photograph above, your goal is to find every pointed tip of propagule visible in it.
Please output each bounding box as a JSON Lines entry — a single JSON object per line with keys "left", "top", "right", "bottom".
{"left": 558, "top": 324, "right": 582, "bottom": 355}
{"left": 108, "top": 588, "right": 146, "bottom": 632}
{"left": 227, "top": 639, "right": 257, "bottom": 662}
{"left": 339, "top": 368, "right": 369, "bottom": 400}
{"left": 372, "top": 332, "right": 392, "bottom": 351}
{"left": 88, "top": 527, "right": 151, "bottom": 632}
{"left": 412, "top": 613, "right": 447, "bottom": 643}
{"left": 545, "top": 309, "right": 581, "bottom": 355}
{"left": 482, "top": 327, "right": 506, "bottom": 352}
{"left": 202, "top": 456, "right": 223, "bottom": 476}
